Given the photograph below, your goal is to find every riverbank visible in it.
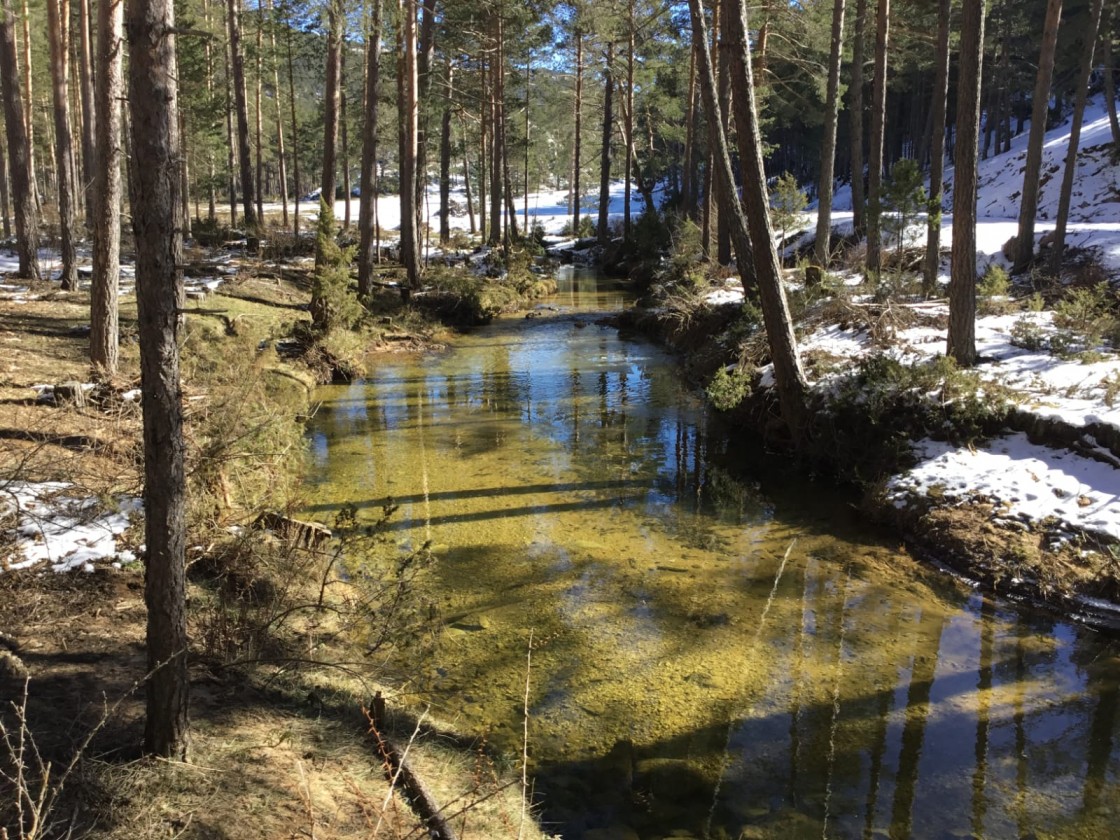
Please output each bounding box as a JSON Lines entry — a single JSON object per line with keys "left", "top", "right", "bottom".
{"left": 0, "top": 268, "right": 546, "bottom": 839}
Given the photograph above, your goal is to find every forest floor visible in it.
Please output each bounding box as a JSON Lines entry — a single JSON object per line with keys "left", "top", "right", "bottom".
{"left": 0, "top": 268, "right": 545, "bottom": 840}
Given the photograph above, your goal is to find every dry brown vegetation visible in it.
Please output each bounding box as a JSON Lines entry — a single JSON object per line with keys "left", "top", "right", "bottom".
{"left": 0, "top": 271, "right": 544, "bottom": 839}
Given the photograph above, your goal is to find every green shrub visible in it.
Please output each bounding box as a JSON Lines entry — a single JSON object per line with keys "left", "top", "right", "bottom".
{"left": 1054, "top": 283, "right": 1118, "bottom": 350}
{"left": 706, "top": 366, "right": 753, "bottom": 411}
{"left": 310, "top": 200, "right": 363, "bottom": 332}
{"left": 1010, "top": 317, "right": 1047, "bottom": 351}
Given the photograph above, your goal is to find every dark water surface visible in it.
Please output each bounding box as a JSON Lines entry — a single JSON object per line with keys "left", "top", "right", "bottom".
{"left": 306, "top": 267, "right": 1120, "bottom": 839}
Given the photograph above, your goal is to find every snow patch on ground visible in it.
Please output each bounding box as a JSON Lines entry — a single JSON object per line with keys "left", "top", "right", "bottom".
{"left": 1, "top": 482, "right": 141, "bottom": 573}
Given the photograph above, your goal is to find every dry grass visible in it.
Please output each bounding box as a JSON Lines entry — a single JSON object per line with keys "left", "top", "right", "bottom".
{"left": 0, "top": 274, "right": 544, "bottom": 839}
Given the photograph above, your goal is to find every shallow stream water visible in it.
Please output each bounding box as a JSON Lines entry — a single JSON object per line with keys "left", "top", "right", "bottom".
{"left": 306, "top": 267, "right": 1120, "bottom": 839}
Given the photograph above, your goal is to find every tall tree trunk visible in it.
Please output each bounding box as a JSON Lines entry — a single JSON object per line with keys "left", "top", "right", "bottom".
{"left": 47, "top": 0, "right": 77, "bottom": 289}
{"left": 227, "top": 0, "right": 257, "bottom": 229}
{"left": 224, "top": 33, "right": 237, "bottom": 226}
{"left": 596, "top": 41, "right": 614, "bottom": 243}
{"left": 479, "top": 54, "right": 487, "bottom": 243}
{"left": 285, "top": 7, "right": 300, "bottom": 236}
{"left": 571, "top": 27, "right": 583, "bottom": 235}
{"left": 947, "top": 0, "right": 986, "bottom": 367}
{"left": 681, "top": 41, "right": 698, "bottom": 219}
{"left": 91, "top": 0, "right": 122, "bottom": 373}
{"left": 357, "top": 0, "right": 383, "bottom": 297}
{"left": 865, "top": 0, "right": 889, "bottom": 274}
{"left": 498, "top": 16, "right": 517, "bottom": 245}
{"left": 254, "top": 1, "right": 264, "bottom": 222}
{"left": 813, "top": 0, "right": 846, "bottom": 267}
{"left": 319, "top": 0, "right": 343, "bottom": 256}
{"left": 715, "top": 0, "right": 732, "bottom": 265}
{"left": 18, "top": 0, "right": 36, "bottom": 213}
{"left": 341, "top": 44, "right": 351, "bottom": 229}
{"left": 0, "top": 131, "right": 10, "bottom": 237}
{"left": 922, "top": 0, "right": 951, "bottom": 296}
{"left": 179, "top": 107, "right": 191, "bottom": 238}
{"left": 487, "top": 17, "right": 502, "bottom": 246}
{"left": 413, "top": 0, "right": 436, "bottom": 247}
{"left": 438, "top": 60, "right": 452, "bottom": 245}
{"left": 397, "top": 0, "right": 420, "bottom": 291}
{"left": 623, "top": 0, "right": 635, "bottom": 242}
{"left": 848, "top": 0, "right": 867, "bottom": 235}
{"left": 203, "top": 0, "right": 217, "bottom": 222}
{"left": 266, "top": 0, "right": 287, "bottom": 227}
{"left": 1050, "top": 0, "right": 1104, "bottom": 271}
{"left": 721, "top": 0, "right": 808, "bottom": 435}
{"left": 460, "top": 112, "right": 475, "bottom": 234}
{"left": 127, "top": 0, "right": 190, "bottom": 760}
{"left": 77, "top": 0, "right": 94, "bottom": 224}
{"left": 0, "top": 0, "right": 38, "bottom": 280}
{"left": 1012, "top": 0, "right": 1062, "bottom": 272}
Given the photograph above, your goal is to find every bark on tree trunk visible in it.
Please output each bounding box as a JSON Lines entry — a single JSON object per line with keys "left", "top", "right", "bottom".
{"left": 127, "top": 0, "right": 190, "bottom": 760}
{"left": 596, "top": 41, "right": 614, "bottom": 243}
{"left": 0, "top": 0, "right": 39, "bottom": 280}
{"left": 572, "top": 27, "right": 582, "bottom": 235}
{"left": 460, "top": 112, "right": 475, "bottom": 235}
{"left": 721, "top": 0, "right": 808, "bottom": 436}
{"left": 341, "top": 45, "right": 351, "bottom": 230}
{"left": 19, "top": 0, "right": 37, "bottom": 214}
{"left": 320, "top": 0, "right": 343, "bottom": 236}
{"left": 624, "top": 0, "right": 635, "bottom": 242}
{"left": 227, "top": 0, "right": 257, "bottom": 229}
{"left": 922, "top": 0, "right": 950, "bottom": 296}
{"left": 1013, "top": 0, "right": 1062, "bottom": 272}
{"left": 848, "top": 0, "right": 867, "bottom": 235}
{"left": 438, "top": 61, "right": 452, "bottom": 246}
{"left": 91, "top": 0, "right": 122, "bottom": 373}
{"left": 357, "top": 0, "right": 383, "bottom": 297}
{"left": 397, "top": 0, "right": 420, "bottom": 291}
{"left": 1050, "top": 0, "right": 1103, "bottom": 271}
{"left": 285, "top": 9, "right": 300, "bottom": 236}
{"left": 947, "top": 0, "right": 986, "bottom": 367}
{"left": 47, "top": 0, "right": 77, "bottom": 289}
{"left": 681, "top": 42, "right": 698, "bottom": 219}
{"left": 254, "top": 2, "right": 264, "bottom": 223}
{"left": 0, "top": 131, "right": 10, "bottom": 238}
{"left": 224, "top": 34, "right": 237, "bottom": 226}
{"left": 715, "top": 0, "right": 732, "bottom": 266}
{"left": 266, "top": 0, "right": 288, "bottom": 227}
{"left": 813, "top": 0, "right": 846, "bottom": 267}
{"left": 77, "top": 0, "right": 94, "bottom": 224}
{"left": 865, "top": 0, "right": 889, "bottom": 274}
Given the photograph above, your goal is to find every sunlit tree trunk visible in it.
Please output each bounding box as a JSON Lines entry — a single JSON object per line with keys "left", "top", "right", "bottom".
{"left": 0, "top": 131, "right": 10, "bottom": 237}
{"left": 285, "top": 6, "right": 300, "bottom": 236}
{"left": 266, "top": 0, "right": 287, "bottom": 227}
{"left": 0, "top": 0, "right": 39, "bottom": 280}
{"left": 438, "top": 59, "right": 453, "bottom": 245}
{"left": 254, "top": 1, "right": 264, "bottom": 222}
{"left": 623, "top": 0, "right": 635, "bottom": 242}
{"left": 1013, "top": 0, "right": 1062, "bottom": 272}
{"left": 461, "top": 112, "right": 475, "bottom": 234}
{"left": 47, "top": 0, "right": 77, "bottom": 289}
{"left": 357, "top": 0, "right": 383, "bottom": 297}
{"left": 715, "top": 0, "right": 731, "bottom": 265}
{"left": 341, "top": 44, "right": 351, "bottom": 230}
{"left": 127, "top": 0, "right": 190, "bottom": 760}
{"left": 1103, "top": 7, "right": 1119, "bottom": 147}
{"left": 19, "top": 0, "right": 36, "bottom": 213}
{"left": 813, "top": 0, "right": 846, "bottom": 267}
{"left": 947, "top": 0, "right": 986, "bottom": 367}
{"left": 91, "top": 0, "right": 122, "bottom": 373}
{"left": 571, "top": 26, "right": 583, "bottom": 235}
{"left": 224, "top": 32, "right": 237, "bottom": 225}
{"left": 681, "top": 42, "right": 698, "bottom": 219}
{"left": 922, "top": 0, "right": 951, "bottom": 296}
{"left": 319, "top": 0, "right": 343, "bottom": 257}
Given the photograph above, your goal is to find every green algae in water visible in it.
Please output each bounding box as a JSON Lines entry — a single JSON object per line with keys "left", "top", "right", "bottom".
{"left": 305, "top": 270, "right": 1120, "bottom": 839}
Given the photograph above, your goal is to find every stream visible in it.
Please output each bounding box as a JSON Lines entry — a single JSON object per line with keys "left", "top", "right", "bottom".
{"left": 305, "top": 267, "right": 1120, "bottom": 839}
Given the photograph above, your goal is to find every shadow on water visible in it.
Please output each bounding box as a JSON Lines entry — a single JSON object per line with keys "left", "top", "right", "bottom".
{"left": 304, "top": 269, "right": 1120, "bottom": 839}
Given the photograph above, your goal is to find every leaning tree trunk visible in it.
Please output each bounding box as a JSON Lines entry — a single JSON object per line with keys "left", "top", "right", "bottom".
{"left": 865, "top": 0, "right": 889, "bottom": 274}
{"left": 46, "top": 0, "right": 77, "bottom": 289}
{"left": 127, "top": 0, "right": 190, "bottom": 760}
{"left": 357, "top": 0, "right": 383, "bottom": 297}
{"left": 1103, "top": 6, "right": 1119, "bottom": 146}
{"left": 0, "top": 0, "right": 38, "bottom": 280}
{"left": 227, "top": 0, "right": 257, "bottom": 230}
{"left": 596, "top": 41, "right": 614, "bottom": 243}
{"left": 947, "top": 0, "right": 986, "bottom": 368}
{"left": 1050, "top": 0, "right": 1104, "bottom": 271}
{"left": 722, "top": 0, "right": 808, "bottom": 436}
{"left": 813, "top": 0, "right": 846, "bottom": 267}
{"left": 91, "top": 0, "right": 123, "bottom": 374}
{"left": 922, "top": 0, "right": 951, "bottom": 296}
{"left": 1013, "top": 0, "right": 1062, "bottom": 272}
{"left": 715, "top": 0, "right": 732, "bottom": 266}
